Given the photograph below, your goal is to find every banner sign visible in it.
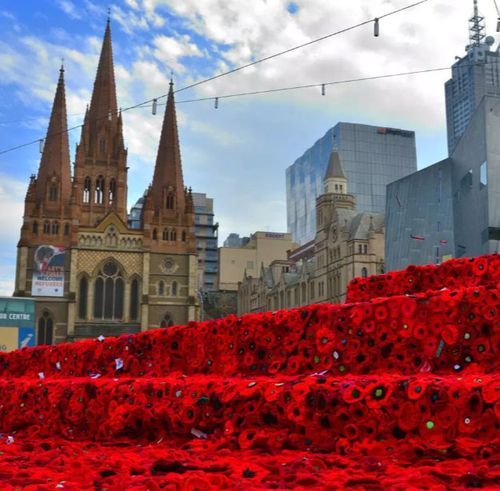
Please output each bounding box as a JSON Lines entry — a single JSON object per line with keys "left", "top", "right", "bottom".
{"left": 0, "top": 327, "right": 35, "bottom": 352}
{"left": 31, "top": 245, "right": 65, "bottom": 297}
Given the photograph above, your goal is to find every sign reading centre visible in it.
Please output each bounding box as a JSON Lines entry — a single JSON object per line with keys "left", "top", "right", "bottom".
{"left": 31, "top": 245, "right": 65, "bottom": 297}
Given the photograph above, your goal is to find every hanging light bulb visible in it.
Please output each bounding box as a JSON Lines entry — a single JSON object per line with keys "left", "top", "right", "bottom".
{"left": 152, "top": 98, "right": 158, "bottom": 115}
{"left": 39, "top": 139, "right": 44, "bottom": 154}
{"left": 214, "top": 97, "right": 219, "bottom": 109}
{"left": 108, "top": 111, "right": 112, "bottom": 121}
{"left": 321, "top": 84, "right": 326, "bottom": 96}
{"left": 374, "top": 18, "right": 380, "bottom": 37}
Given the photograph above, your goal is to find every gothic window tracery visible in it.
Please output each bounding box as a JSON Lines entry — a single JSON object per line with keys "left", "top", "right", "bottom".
{"left": 160, "top": 312, "right": 174, "bottom": 328}
{"left": 37, "top": 311, "right": 53, "bottom": 345}
{"left": 109, "top": 178, "right": 116, "bottom": 205}
{"left": 130, "top": 278, "right": 140, "bottom": 321}
{"left": 83, "top": 177, "right": 91, "bottom": 203}
{"left": 49, "top": 185, "right": 58, "bottom": 201}
{"left": 95, "top": 176, "right": 104, "bottom": 204}
{"left": 166, "top": 193, "right": 174, "bottom": 209}
{"left": 93, "top": 260, "right": 124, "bottom": 320}
{"left": 78, "top": 276, "right": 88, "bottom": 319}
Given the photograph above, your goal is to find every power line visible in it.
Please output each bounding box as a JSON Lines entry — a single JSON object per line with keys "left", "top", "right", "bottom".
{"left": 0, "top": 65, "right": 452, "bottom": 157}
{"left": 0, "top": 0, "right": 434, "bottom": 157}
{"left": 173, "top": 0, "right": 431, "bottom": 95}
{"left": 173, "top": 67, "right": 450, "bottom": 105}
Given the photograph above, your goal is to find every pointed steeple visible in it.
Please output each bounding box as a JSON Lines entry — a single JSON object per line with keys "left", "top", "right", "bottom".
{"left": 324, "top": 147, "right": 346, "bottom": 181}
{"left": 324, "top": 136, "right": 348, "bottom": 195}
{"left": 36, "top": 65, "right": 71, "bottom": 203}
{"left": 88, "top": 18, "right": 118, "bottom": 126}
{"left": 74, "top": 18, "right": 128, "bottom": 227}
{"left": 150, "top": 80, "right": 186, "bottom": 212}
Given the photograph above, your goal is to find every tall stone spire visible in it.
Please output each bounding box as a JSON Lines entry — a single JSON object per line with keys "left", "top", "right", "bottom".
{"left": 36, "top": 65, "right": 71, "bottom": 203}
{"left": 150, "top": 81, "right": 186, "bottom": 213}
{"left": 88, "top": 18, "right": 118, "bottom": 129}
{"left": 74, "top": 18, "right": 128, "bottom": 227}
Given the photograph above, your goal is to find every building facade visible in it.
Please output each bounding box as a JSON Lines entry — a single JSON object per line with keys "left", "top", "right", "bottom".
{"left": 239, "top": 146, "right": 385, "bottom": 314}
{"left": 445, "top": 1, "right": 500, "bottom": 154}
{"left": 286, "top": 122, "right": 416, "bottom": 245}
{"left": 218, "top": 232, "right": 296, "bottom": 292}
{"left": 15, "top": 20, "right": 198, "bottom": 344}
{"left": 386, "top": 5, "right": 500, "bottom": 271}
{"left": 192, "top": 193, "right": 218, "bottom": 291}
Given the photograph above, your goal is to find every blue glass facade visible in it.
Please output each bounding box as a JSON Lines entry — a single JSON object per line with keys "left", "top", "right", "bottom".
{"left": 286, "top": 122, "right": 417, "bottom": 245}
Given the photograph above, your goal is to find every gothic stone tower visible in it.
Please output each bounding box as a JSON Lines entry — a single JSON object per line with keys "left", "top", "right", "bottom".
{"left": 15, "top": 20, "right": 198, "bottom": 345}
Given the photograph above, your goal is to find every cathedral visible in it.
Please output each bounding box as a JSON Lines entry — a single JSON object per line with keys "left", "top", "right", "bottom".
{"left": 14, "top": 19, "right": 199, "bottom": 344}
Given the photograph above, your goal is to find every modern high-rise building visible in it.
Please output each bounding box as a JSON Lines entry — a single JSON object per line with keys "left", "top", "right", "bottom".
{"left": 386, "top": 3, "right": 500, "bottom": 271}
{"left": 445, "top": 0, "right": 500, "bottom": 155}
{"left": 192, "top": 193, "right": 218, "bottom": 291}
{"left": 286, "top": 122, "right": 417, "bottom": 245}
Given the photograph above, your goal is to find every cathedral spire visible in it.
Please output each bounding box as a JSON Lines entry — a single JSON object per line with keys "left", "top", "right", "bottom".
{"left": 36, "top": 65, "right": 71, "bottom": 203}
{"left": 88, "top": 18, "right": 118, "bottom": 126}
{"left": 150, "top": 81, "right": 186, "bottom": 212}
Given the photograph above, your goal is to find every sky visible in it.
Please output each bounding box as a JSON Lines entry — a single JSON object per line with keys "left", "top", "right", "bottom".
{"left": 0, "top": 0, "right": 499, "bottom": 295}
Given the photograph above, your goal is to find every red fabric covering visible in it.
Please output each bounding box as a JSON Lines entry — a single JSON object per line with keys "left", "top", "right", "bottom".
{"left": 0, "top": 255, "right": 499, "bottom": 489}
{"left": 346, "top": 253, "right": 500, "bottom": 303}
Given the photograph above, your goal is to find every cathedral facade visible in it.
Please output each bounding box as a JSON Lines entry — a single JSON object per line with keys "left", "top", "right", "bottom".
{"left": 14, "top": 20, "right": 198, "bottom": 344}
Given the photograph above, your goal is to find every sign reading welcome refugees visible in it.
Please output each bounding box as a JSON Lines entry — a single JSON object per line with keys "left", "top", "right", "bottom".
{"left": 31, "top": 245, "right": 65, "bottom": 297}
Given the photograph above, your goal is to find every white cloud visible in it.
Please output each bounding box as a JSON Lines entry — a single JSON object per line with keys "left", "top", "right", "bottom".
{"left": 138, "top": 0, "right": 498, "bottom": 132}
{"left": 0, "top": 173, "right": 25, "bottom": 244}
{"left": 153, "top": 34, "right": 203, "bottom": 73}
{"left": 57, "top": 0, "right": 82, "bottom": 19}
{"left": 111, "top": 5, "right": 149, "bottom": 34}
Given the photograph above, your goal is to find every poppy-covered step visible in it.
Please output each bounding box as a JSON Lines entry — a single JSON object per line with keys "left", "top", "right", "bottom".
{"left": 1, "top": 435, "right": 497, "bottom": 491}
{"left": 1, "top": 373, "right": 498, "bottom": 454}
{"left": 1, "top": 285, "right": 498, "bottom": 379}
{"left": 347, "top": 254, "right": 500, "bottom": 303}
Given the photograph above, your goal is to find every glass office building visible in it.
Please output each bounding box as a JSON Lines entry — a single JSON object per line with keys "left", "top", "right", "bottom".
{"left": 286, "top": 122, "right": 417, "bottom": 245}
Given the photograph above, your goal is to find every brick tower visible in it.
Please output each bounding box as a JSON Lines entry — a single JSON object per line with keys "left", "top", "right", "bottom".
{"left": 73, "top": 18, "right": 128, "bottom": 227}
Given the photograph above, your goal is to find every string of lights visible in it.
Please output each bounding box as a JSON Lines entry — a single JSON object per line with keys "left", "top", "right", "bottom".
{"left": 0, "top": 0, "right": 435, "bottom": 157}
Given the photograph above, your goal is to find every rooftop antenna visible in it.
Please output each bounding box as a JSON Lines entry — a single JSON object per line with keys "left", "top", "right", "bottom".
{"left": 469, "top": 0, "right": 486, "bottom": 48}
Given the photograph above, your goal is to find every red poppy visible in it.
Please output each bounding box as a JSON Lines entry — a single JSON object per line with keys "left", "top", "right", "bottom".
{"left": 482, "top": 379, "right": 500, "bottom": 403}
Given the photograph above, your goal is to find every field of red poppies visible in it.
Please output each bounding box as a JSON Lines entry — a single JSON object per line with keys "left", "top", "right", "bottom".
{"left": 0, "top": 255, "right": 499, "bottom": 490}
